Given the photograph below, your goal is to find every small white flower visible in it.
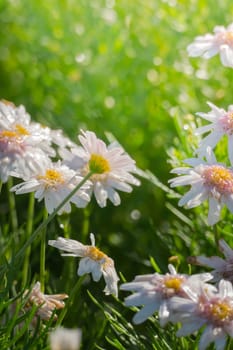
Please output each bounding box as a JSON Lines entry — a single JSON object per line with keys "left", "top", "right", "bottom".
{"left": 187, "top": 23, "right": 233, "bottom": 68}
{"left": 120, "top": 264, "right": 212, "bottom": 326}
{"left": 11, "top": 160, "right": 90, "bottom": 214}
{"left": 49, "top": 327, "right": 82, "bottom": 350}
{"left": 195, "top": 102, "right": 233, "bottom": 164}
{"left": 48, "top": 233, "right": 119, "bottom": 297}
{"left": 24, "top": 281, "right": 68, "bottom": 322}
{"left": 170, "top": 280, "right": 233, "bottom": 350}
{"left": 188, "top": 239, "right": 233, "bottom": 284}
{"left": 61, "top": 130, "right": 140, "bottom": 207}
{"left": 168, "top": 148, "right": 233, "bottom": 225}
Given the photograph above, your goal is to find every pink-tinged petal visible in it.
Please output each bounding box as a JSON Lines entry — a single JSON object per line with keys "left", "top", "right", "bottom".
{"left": 178, "top": 184, "right": 206, "bottom": 207}
{"left": 159, "top": 301, "right": 170, "bottom": 327}
{"left": 195, "top": 123, "right": 215, "bottom": 135}
{"left": 228, "top": 136, "right": 233, "bottom": 165}
{"left": 197, "top": 131, "right": 223, "bottom": 155}
{"left": 199, "top": 326, "right": 225, "bottom": 350}
{"left": 218, "top": 239, "right": 233, "bottom": 259}
{"left": 218, "top": 280, "right": 233, "bottom": 298}
{"left": 133, "top": 303, "right": 158, "bottom": 324}
{"left": 190, "top": 255, "right": 225, "bottom": 269}
{"left": 176, "top": 317, "right": 204, "bottom": 336}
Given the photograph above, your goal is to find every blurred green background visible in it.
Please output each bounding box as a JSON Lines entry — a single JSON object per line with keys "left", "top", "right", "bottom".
{"left": 2, "top": 0, "right": 233, "bottom": 347}
{"left": 2, "top": 0, "right": 233, "bottom": 272}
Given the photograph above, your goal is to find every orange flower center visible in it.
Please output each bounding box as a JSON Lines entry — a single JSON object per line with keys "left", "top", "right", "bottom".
{"left": 164, "top": 277, "right": 182, "bottom": 291}
{"left": 37, "top": 169, "right": 65, "bottom": 187}
{"left": 202, "top": 165, "right": 233, "bottom": 194}
{"left": 210, "top": 300, "right": 233, "bottom": 321}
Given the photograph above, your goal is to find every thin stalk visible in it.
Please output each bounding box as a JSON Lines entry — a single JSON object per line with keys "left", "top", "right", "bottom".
{"left": 81, "top": 207, "right": 91, "bottom": 243}
{"left": 213, "top": 224, "right": 219, "bottom": 247}
{"left": 56, "top": 275, "right": 85, "bottom": 326}
{"left": 0, "top": 172, "right": 93, "bottom": 276}
{"left": 22, "top": 193, "right": 35, "bottom": 287}
{"left": 40, "top": 209, "right": 48, "bottom": 292}
{"left": 0, "top": 180, "right": 2, "bottom": 194}
{"left": 7, "top": 177, "right": 18, "bottom": 236}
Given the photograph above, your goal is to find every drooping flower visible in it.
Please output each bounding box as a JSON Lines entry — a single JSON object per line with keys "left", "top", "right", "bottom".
{"left": 24, "top": 281, "right": 68, "bottom": 323}
{"left": 120, "top": 264, "right": 212, "bottom": 326}
{"left": 187, "top": 23, "right": 233, "bottom": 68}
{"left": 49, "top": 327, "right": 82, "bottom": 350}
{"left": 11, "top": 159, "right": 90, "bottom": 214}
{"left": 195, "top": 102, "right": 233, "bottom": 164}
{"left": 48, "top": 233, "right": 119, "bottom": 297}
{"left": 170, "top": 280, "right": 233, "bottom": 350}
{"left": 60, "top": 130, "right": 140, "bottom": 207}
{"left": 188, "top": 239, "right": 233, "bottom": 284}
{"left": 168, "top": 147, "right": 233, "bottom": 225}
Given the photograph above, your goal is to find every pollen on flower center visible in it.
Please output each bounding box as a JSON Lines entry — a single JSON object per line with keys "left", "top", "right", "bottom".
{"left": 38, "top": 169, "right": 65, "bottom": 186}
{"left": 219, "top": 112, "right": 233, "bottom": 134}
{"left": 86, "top": 246, "right": 107, "bottom": 261}
{"left": 217, "top": 31, "right": 233, "bottom": 45}
{"left": 202, "top": 165, "right": 233, "bottom": 194}
{"left": 209, "top": 299, "right": 233, "bottom": 322}
{"left": 15, "top": 124, "right": 30, "bottom": 136}
{"left": 88, "top": 154, "right": 111, "bottom": 174}
{"left": 0, "top": 130, "right": 18, "bottom": 139}
{"left": 164, "top": 277, "right": 183, "bottom": 290}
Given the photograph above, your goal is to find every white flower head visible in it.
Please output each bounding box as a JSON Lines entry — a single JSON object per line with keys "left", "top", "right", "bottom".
{"left": 170, "top": 280, "right": 233, "bottom": 350}
{"left": 49, "top": 327, "right": 82, "bottom": 350}
{"left": 187, "top": 23, "right": 233, "bottom": 68}
{"left": 48, "top": 233, "right": 119, "bottom": 297}
{"left": 120, "top": 264, "right": 212, "bottom": 326}
{"left": 61, "top": 130, "right": 140, "bottom": 208}
{"left": 195, "top": 102, "right": 233, "bottom": 164}
{"left": 24, "top": 281, "right": 68, "bottom": 322}
{"left": 11, "top": 159, "right": 90, "bottom": 214}
{"left": 169, "top": 147, "right": 233, "bottom": 225}
{"left": 0, "top": 100, "right": 56, "bottom": 182}
{"left": 188, "top": 239, "right": 233, "bottom": 284}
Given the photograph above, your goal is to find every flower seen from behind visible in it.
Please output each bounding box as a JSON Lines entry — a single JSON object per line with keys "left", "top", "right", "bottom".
{"left": 24, "top": 281, "right": 68, "bottom": 324}
{"left": 170, "top": 280, "right": 233, "bottom": 350}
{"left": 61, "top": 130, "right": 140, "bottom": 207}
{"left": 188, "top": 239, "right": 233, "bottom": 284}
{"left": 169, "top": 147, "right": 233, "bottom": 225}
{"left": 195, "top": 102, "right": 233, "bottom": 164}
{"left": 120, "top": 264, "right": 212, "bottom": 326}
{"left": 48, "top": 233, "right": 119, "bottom": 297}
{"left": 187, "top": 23, "right": 233, "bottom": 68}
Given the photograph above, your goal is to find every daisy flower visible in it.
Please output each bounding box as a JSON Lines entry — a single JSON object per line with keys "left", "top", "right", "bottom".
{"left": 187, "top": 23, "right": 233, "bottom": 68}
{"left": 168, "top": 147, "right": 233, "bottom": 225}
{"left": 170, "top": 280, "right": 233, "bottom": 350}
{"left": 48, "top": 233, "right": 119, "bottom": 297}
{"left": 11, "top": 160, "right": 90, "bottom": 214}
{"left": 49, "top": 327, "right": 82, "bottom": 350}
{"left": 0, "top": 100, "right": 56, "bottom": 182}
{"left": 120, "top": 264, "right": 212, "bottom": 326}
{"left": 188, "top": 239, "right": 233, "bottom": 284}
{"left": 24, "top": 281, "right": 68, "bottom": 322}
{"left": 195, "top": 102, "right": 233, "bottom": 164}
{"left": 61, "top": 130, "right": 140, "bottom": 207}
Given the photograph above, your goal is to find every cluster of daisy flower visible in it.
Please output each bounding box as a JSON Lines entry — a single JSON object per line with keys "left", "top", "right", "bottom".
{"left": 168, "top": 23, "right": 233, "bottom": 226}
{"left": 0, "top": 99, "right": 140, "bottom": 213}
{"left": 120, "top": 22, "right": 233, "bottom": 350}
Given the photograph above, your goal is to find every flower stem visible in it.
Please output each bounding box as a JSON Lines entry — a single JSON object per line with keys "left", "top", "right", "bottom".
{"left": 22, "top": 192, "right": 35, "bottom": 287}
{"left": 40, "top": 209, "right": 48, "bottom": 293}
{"left": 7, "top": 177, "right": 18, "bottom": 237}
{"left": 56, "top": 275, "right": 85, "bottom": 326}
{"left": 0, "top": 172, "right": 93, "bottom": 276}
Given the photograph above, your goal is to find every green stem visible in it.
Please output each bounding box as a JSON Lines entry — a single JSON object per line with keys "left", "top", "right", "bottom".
{"left": 81, "top": 207, "right": 91, "bottom": 243}
{"left": 22, "top": 193, "right": 35, "bottom": 287}
{"left": 7, "top": 177, "right": 18, "bottom": 236}
{"left": 0, "top": 180, "right": 2, "bottom": 194}
{"left": 0, "top": 172, "right": 93, "bottom": 276}
{"left": 56, "top": 275, "right": 85, "bottom": 326}
{"left": 213, "top": 224, "right": 219, "bottom": 248}
{"left": 40, "top": 209, "right": 48, "bottom": 292}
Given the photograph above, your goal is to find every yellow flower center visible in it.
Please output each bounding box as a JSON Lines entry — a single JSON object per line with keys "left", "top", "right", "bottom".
{"left": 203, "top": 165, "right": 233, "bottom": 194}
{"left": 88, "top": 154, "right": 111, "bottom": 174}
{"left": 0, "top": 130, "right": 18, "bottom": 139}
{"left": 37, "top": 169, "right": 65, "bottom": 187}
{"left": 164, "top": 277, "right": 182, "bottom": 290}
{"left": 15, "top": 124, "right": 30, "bottom": 136}
{"left": 86, "top": 246, "right": 106, "bottom": 261}
{"left": 210, "top": 300, "right": 233, "bottom": 321}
